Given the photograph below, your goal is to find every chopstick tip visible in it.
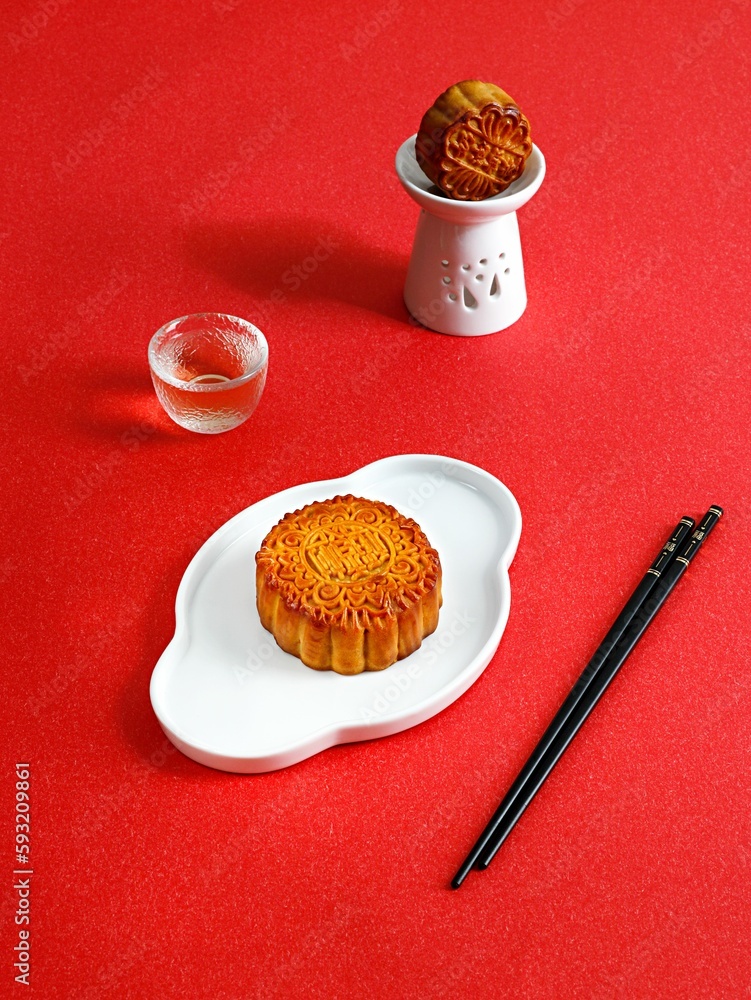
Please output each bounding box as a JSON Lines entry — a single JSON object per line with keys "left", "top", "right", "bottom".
{"left": 450, "top": 869, "right": 469, "bottom": 889}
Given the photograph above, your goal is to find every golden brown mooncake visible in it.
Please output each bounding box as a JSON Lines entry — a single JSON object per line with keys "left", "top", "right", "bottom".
{"left": 416, "top": 80, "right": 532, "bottom": 201}
{"left": 255, "top": 495, "right": 442, "bottom": 675}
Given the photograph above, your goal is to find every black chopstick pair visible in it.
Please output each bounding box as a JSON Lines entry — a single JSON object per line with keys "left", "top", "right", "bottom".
{"left": 451, "top": 505, "right": 724, "bottom": 889}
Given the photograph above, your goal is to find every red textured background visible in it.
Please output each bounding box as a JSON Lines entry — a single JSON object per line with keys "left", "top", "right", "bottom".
{"left": 2, "top": 0, "right": 751, "bottom": 996}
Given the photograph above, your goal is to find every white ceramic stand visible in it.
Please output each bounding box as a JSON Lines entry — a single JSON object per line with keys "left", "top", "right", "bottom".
{"left": 395, "top": 135, "right": 545, "bottom": 336}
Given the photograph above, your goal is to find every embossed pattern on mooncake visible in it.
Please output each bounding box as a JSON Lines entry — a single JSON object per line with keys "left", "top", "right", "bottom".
{"left": 416, "top": 80, "right": 532, "bottom": 201}
{"left": 255, "top": 495, "right": 442, "bottom": 674}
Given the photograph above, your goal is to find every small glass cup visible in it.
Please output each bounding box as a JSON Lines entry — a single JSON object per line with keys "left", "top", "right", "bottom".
{"left": 148, "top": 313, "right": 268, "bottom": 434}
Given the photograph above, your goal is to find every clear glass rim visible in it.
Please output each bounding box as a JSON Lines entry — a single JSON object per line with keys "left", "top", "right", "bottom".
{"left": 148, "top": 312, "right": 269, "bottom": 392}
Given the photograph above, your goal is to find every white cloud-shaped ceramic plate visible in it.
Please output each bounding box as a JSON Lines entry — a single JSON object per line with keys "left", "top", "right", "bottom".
{"left": 150, "top": 455, "right": 521, "bottom": 772}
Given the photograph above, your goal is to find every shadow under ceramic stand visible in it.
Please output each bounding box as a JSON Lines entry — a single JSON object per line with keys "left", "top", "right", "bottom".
{"left": 184, "top": 218, "right": 408, "bottom": 323}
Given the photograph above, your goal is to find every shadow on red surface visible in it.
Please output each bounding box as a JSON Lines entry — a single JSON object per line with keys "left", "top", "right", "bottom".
{"left": 184, "top": 216, "right": 409, "bottom": 322}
